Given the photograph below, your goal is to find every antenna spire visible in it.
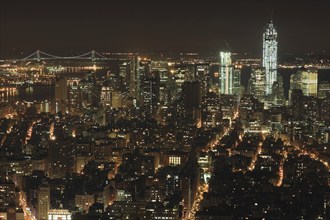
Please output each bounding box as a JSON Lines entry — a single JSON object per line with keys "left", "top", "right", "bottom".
{"left": 224, "top": 40, "right": 231, "bottom": 52}
{"left": 269, "top": 9, "right": 274, "bottom": 22}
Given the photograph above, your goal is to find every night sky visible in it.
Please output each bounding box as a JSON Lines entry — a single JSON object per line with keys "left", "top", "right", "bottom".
{"left": 0, "top": 0, "right": 329, "bottom": 58}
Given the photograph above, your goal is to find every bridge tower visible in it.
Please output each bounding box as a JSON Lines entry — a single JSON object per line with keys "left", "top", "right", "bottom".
{"left": 36, "top": 50, "right": 41, "bottom": 62}
{"left": 91, "top": 50, "right": 96, "bottom": 62}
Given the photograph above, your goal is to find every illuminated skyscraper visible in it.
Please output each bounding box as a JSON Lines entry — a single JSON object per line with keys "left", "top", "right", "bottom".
{"left": 263, "top": 21, "right": 278, "bottom": 95}
{"left": 100, "top": 80, "right": 112, "bottom": 107}
{"left": 249, "top": 67, "right": 266, "bottom": 101}
{"left": 290, "top": 68, "right": 318, "bottom": 97}
{"left": 129, "top": 56, "right": 151, "bottom": 107}
{"left": 219, "top": 51, "right": 233, "bottom": 94}
{"left": 232, "top": 68, "right": 242, "bottom": 98}
{"left": 195, "top": 65, "right": 210, "bottom": 97}
{"left": 202, "top": 92, "right": 222, "bottom": 128}
{"left": 80, "top": 71, "right": 96, "bottom": 106}
{"left": 143, "top": 76, "right": 160, "bottom": 116}
{"left": 67, "top": 78, "right": 82, "bottom": 112}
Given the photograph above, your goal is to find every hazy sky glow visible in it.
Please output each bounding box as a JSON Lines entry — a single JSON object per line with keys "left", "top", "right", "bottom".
{"left": 0, "top": 0, "right": 329, "bottom": 58}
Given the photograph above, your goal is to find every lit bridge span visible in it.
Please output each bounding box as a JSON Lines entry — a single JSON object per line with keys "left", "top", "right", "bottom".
{"left": 19, "top": 50, "right": 124, "bottom": 61}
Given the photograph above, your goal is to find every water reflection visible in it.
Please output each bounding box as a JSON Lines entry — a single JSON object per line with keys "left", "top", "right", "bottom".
{"left": 0, "top": 85, "right": 54, "bottom": 103}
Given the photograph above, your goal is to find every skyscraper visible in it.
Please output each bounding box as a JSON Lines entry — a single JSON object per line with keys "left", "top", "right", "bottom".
{"left": 263, "top": 21, "right": 278, "bottom": 95}
{"left": 37, "top": 185, "right": 50, "bottom": 220}
{"left": 143, "top": 76, "right": 160, "bottom": 116}
{"left": 202, "top": 92, "right": 222, "bottom": 128}
{"left": 182, "top": 81, "right": 202, "bottom": 111}
{"left": 291, "top": 89, "right": 304, "bottom": 120}
{"left": 129, "top": 56, "right": 139, "bottom": 102}
{"left": 232, "top": 68, "right": 242, "bottom": 98}
{"left": 219, "top": 51, "right": 233, "bottom": 95}
{"left": 249, "top": 67, "right": 266, "bottom": 101}
{"left": 55, "top": 77, "right": 68, "bottom": 113}
{"left": 129, "top": 56, "right": 150, "bottom": 107}
{"left": 272, "top": 75, "right": 285, "bottom": 105}
{"left": 80, "top": 71, "right": 96, "bottom": 106}
{"left": 290, "top": 67, "right": 318, "bottom": 97}
{"left": 100, "top": 80, "right": 112, "bottom": 107}
{"left": 67, "top": 78, "right": 82, "bottom": 112}
{"left": 195, "top": 65, "right": 210, "bottom": 98}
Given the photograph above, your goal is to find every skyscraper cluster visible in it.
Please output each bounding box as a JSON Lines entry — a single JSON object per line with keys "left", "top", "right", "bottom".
{"left": 0, "top": 18, "right": 329, "bottom": 220}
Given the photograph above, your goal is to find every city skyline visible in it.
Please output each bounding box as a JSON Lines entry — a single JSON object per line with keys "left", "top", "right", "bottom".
{"left": 0, "top": 1, "right": 329, "bottom": 219}
{"left": 0, "top": 0, "right": 329, "bottom": 58}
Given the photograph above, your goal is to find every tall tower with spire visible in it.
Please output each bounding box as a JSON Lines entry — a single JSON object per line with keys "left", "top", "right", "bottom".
{"left": 263, "top": 20, "right": 278, "bottom": 95}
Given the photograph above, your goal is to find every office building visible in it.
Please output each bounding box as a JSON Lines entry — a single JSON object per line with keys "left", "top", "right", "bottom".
{"left": 290, "top": 68, "right": 318, "bottom": 97}
{"left": 195, "top": 65, "right": 210, "bottom": 97}
{"left": 249, "top": 68, "right": 266, "bottom": 101}
{"left": 37, "top": 185, "right": 50, "bottom": 220}
{"left": 67, "top": 78, "right": 82, "bottom": 112}
{"left": 100, "top": 80, "right": 112, "bottom": 107}
{"left": 0, "top": 181, "right": 18, "bottom": 207}
{"left": 232, "top": 67, "right": 242, "bottom": 97}
{"left": 182, "top": 81, "right": 202, "bottom": 112}
{"left": 75, "top": 194, "right": 94, "bottom": 213}
{"left": 318, "top": 81, "right": 330, "bottom": 98}
{"left": 263, "top": 21, "right": 278, "bottom": 95}
{"left": 219, "top": 51, "right": 233, "bottom": 94}
{"left": 202, "top": 92, "right": 222, "bottom": 128}
{"left": 291, "top": 89, "right": 304, "bottom": 119}
{"left": 55, "top": 77, "right": 67, "bottom": 113}
{"left": 47, "top": 209, "right": 71, "bottom": 220}
{"left": 143, "top": 76, "right": 160, "bottom": 116}
{"left": 272, "top": 75, "right": 285, "bottom": 105}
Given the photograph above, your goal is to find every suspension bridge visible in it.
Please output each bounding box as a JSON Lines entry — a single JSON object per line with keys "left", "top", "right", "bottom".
{"left": 20, "top": 50, "right": 116, "bottom": 61}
